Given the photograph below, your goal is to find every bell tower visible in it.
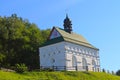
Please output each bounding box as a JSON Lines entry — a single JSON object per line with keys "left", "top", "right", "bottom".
{"left": 63, "top": 14, "right": 72, "bottom": 33}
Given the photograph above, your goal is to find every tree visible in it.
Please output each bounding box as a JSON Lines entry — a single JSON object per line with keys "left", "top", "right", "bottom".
{"left": 116, "top": 70, "right": 120, "bottom": 76}
{"left": 0, "top": 54, "right": 5, "bottom": 68}
{"left": 0, "top": 14, "right": 51, "bottom": 70}
{"left": 102, "top": 68, "right": 106, "bottom": 73}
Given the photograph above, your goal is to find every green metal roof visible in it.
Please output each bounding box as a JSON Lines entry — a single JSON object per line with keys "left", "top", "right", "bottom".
{"left": 55, "top": 27, "right": 89, "bottom": 44}
{"left": 41, "top": 27, "right": 98, "bottom": 50}
{"left": 41, "top": 36, "right": 64, "bottom": 47}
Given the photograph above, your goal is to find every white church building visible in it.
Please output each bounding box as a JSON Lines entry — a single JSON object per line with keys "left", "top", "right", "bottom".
{"left": 39, "top": 15, "right": 100, "bottom": 71}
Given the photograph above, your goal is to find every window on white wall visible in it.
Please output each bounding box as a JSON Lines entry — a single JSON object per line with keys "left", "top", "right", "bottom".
{"left": 92, "top": 60, "right": 96, "bottom": 71}
{"left": 82, "top": 58, "right": 88, "bottom": 70}
{"left": 72, "top": 55, "right": 77, "bottom": 67}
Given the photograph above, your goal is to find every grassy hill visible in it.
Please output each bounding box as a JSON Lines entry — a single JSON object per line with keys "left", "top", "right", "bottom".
{"left": 0, "top": 70, "right": 120, "bottom": 80}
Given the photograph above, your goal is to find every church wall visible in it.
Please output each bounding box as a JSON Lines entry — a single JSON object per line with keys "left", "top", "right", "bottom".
{"left": 64, "top": 42, "right": 100, "bottom": 71}
{"left": 39, "top": 41, "right": 100, "bottom": 71}
{"left": 39, "top": 42, "right": 66, "bottom": 68}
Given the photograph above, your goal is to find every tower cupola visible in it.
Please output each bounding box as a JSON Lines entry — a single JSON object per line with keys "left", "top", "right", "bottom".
{"left": 63, "top": 14, "right": 72, "bottom": 33}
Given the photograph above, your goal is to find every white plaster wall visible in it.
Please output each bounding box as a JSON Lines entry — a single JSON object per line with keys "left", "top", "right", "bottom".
{"left": 39, "top": 41, "right": 100, "bottom": 71}
{"left": 64, "top": 42, "right": 100, "bottom": 71}
{"left": 39, "top": 42, "right": 66, "bottom": 67}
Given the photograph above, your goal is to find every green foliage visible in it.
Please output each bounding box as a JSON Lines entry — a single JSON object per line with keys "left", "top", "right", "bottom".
{"left": 40, "top": 68, "right": 54, "bottom": 72}
{"left": 0, "top": 54, "right": 5, "bottom": 68}
{"left": 0, "top": 54, "right": 5, "bottom": 63}
{"left": 0, "top": 14, "right": 50, "bottom": 70}
{"left": 116, "top": 70, "right": 120, "bottom": 76}
{"left": 0, "top": 71, "right": 120, "bottom": 80}
{"left": 15, "top": 63, "right": 28, "bottom": 73}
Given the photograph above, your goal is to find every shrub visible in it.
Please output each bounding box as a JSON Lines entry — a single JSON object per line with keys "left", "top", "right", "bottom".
{"left": 15, "top": 63, "right": 28, "bottom": 73}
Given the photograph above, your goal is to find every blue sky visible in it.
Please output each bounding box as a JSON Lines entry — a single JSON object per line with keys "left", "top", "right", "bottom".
{"left": 0, "top": 0, "right": 120, "bottom": 72}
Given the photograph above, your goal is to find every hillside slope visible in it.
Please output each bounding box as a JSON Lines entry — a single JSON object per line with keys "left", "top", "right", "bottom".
{"left": 0, "top": 70, "right": 120, "bottom": 80}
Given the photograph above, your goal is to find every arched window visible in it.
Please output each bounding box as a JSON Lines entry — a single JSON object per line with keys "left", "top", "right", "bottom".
{"left": 92, "top": 60, "right": 96, "bottom": 71}
{"left": 82, "top": 58, "right": 88, "bottom": 71}
{"left": 72, "top": 55, "right": 77, "bottom": 67}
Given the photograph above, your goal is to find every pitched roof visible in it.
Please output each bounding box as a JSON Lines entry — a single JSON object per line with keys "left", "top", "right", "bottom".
{"left": 41, "top": 27, "right": 98, "bottom": 50}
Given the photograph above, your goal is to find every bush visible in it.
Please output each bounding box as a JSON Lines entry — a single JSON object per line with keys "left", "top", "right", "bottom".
{"left": 15, "top": 63, "right": 28, "bottom": 73}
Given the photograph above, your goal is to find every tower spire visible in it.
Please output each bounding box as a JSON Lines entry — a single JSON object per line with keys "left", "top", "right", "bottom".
{"left": 63, "top": 14, "right": 72, "bottom": 33}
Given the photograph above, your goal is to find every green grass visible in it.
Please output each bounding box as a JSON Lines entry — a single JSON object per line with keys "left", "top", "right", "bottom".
{"left": 0, "top": 70, "right": 120, "bottom": 80}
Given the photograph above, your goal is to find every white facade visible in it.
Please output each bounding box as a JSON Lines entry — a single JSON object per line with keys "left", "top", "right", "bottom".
{"left": 40, "top": 42, "right": 65, "bottom": 68}
{"left": 39, "top": 27, "right": 100, "bottom": 71}
{"left": 39, "top": 41, "right": 100, "bottom": 71}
